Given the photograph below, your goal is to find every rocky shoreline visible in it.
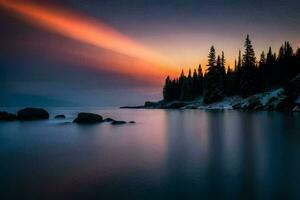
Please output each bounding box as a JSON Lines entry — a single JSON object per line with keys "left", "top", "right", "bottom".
{"left": 121, "top": 90, "right": 300, "bottom": 111}
{"left": 121, "top": 74, "right": 300, "bottom": 112}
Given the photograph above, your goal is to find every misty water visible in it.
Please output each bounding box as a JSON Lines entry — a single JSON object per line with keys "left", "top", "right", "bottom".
{"left": 1, "top": 108, "right": 300, "bottom": 200}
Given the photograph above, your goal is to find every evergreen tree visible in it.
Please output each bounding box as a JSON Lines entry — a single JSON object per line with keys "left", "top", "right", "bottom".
{"left": 225, "top": 66, "right": 237, "bottom": 96}
{"left": 197, "top": 64, "right": 204, "bottom": 95}
{"left": 192, "top": 69, "right": 198, "bottom": 98}
{"left": 163, "top": 37, "right": 300, "bottom": 104}
{"left": 203, "top": 46, "right": 224, "bottom": 103}
{"left": 220, "top": 51, "right": 226, "bottom": 93}
{"left": 163, "top": 76, "right": 171, "bottom": 102}
{"left": 240, "top": 34, "right": 258, "bottom": 97}
{"left": 208, "top": 46, "right": 216, "bottom": 67}
{"left": 266, "top": 47, "right": 277, "bottom": 87}
{"left": 296, "top": 48, "right": 300, "bottom": 74}
{"left": 235, "top": 50, "right": 242, "bottom": 93}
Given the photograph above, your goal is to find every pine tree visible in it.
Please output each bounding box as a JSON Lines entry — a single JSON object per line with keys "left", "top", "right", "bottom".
{"left": 163, "top": 76, "right": 171, "bottom": 102}
{"left": 225, "top": 66, "right": 237, "bottom": 96}
{"left": 203, "top": 46, "right": 224, "bottom": 103}
{"left": 235, "top": 50, "right": 242, "bottom": 93}
{"left": 197, "top": 64, "right": 204, "bottom": 95}
{"left": 208, "top": 46, "right": 216, "bottom": 67}
{"left": 163, "top": 37, "right": 300, "bottom": 104}
{"left": 192, "top": 69, "right": 198, "bottom": 98}
{"left": 240, "top": 34, "right": 258, "bottom": 97}
{"left": 296, "top": 48, "right": 300, "bottom": 75}
{"left": 220, "top": 51, "right": 226, "bottom": 93}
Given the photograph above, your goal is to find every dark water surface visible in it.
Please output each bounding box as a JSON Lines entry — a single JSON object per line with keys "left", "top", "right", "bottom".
{"left": 1, "top": 108, "right": 300, "bottom": 200}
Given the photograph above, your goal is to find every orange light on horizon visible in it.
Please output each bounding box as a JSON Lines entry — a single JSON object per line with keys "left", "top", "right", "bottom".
{"left": 0, "top": 0, "right": 179, "bottom": 80}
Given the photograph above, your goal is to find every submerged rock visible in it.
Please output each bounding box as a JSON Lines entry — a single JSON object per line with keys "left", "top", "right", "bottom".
{"left": 111, "top": 120, "right": 127, "bottom": 125}
{"left": 17, "top": 108, "right": 49, "bottom": 120}
{"left": 0, "top": 111, "right": 17, "bottom": 121}
{"left": 103, "top": 118, "right": 114, "bottom": 122}
{"left": 73, "top": 112, "right": 103, "bottom": 124}
{"left": 55, "top": 114, "right": 66, "bottom": 119}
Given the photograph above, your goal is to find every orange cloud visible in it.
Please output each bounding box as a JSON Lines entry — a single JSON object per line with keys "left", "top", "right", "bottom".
{"left": 0, "top": 0, "right": 179, "bottom": 81}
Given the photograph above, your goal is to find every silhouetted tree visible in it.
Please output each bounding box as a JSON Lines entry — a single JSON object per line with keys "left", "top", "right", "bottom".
{"left": 197, "top": 64, "right": 204, "bottom": 95}
{"left": 203, "top": 46, "right": 224, "bottom": 103}
{"left": 240, "top": 34, "right": 258, "bottom": 97}
{"left": 225, "top": 66, "right": 237, "bottom": 96}
{"left": 162, "top": 36, "right": 300, "bottom": 103}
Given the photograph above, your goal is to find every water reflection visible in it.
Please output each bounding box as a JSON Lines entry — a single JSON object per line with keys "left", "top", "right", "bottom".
{"left": 0, "top": 109, "right": 300, "bottom": 199}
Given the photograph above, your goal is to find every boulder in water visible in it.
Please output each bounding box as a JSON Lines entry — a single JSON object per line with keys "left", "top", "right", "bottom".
{"left": 17, "top": 108, "right": 49, "bottom": 120}
{"left": 73, "top": 112, "right": 103, "bottom": 124}
{"left": 0, "top": 111, "right": 17, "bottom": 121}
{"left": 103, "top": 118, "right": 114, "bottom": 122}
{"left": 55, "top": 114, "right": 66, "bottom": 119}
{"left": 111, "top": 120, "right": 127, "bottom": 125}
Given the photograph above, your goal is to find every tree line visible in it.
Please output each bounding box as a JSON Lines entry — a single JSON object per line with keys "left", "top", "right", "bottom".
{"left": 163, "top": 35, "right": 300, "bottom": 103}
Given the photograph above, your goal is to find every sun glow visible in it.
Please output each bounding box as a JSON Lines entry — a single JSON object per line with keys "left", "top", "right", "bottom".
{"left": 0, "top": 0, "right": 179, "bottom": 81}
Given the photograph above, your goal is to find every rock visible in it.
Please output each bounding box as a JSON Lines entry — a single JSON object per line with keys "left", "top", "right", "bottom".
{"left": 203, "top": 89, "right": 224, "bottom": 104}
{"left": 276, "top": 96, "right": 296, "bottom": 111}
{"left": 144, "top": 101, "right": 161, "bottom": 108}
{"left": 163, "top": 101, "right": 188, "bottom": 109}
{"left": 103, "top": 118, "right": 114, "bottom": 122}
{"left": 232, "top": 103, "right": 241, "bottom": 109}
{"left": 285, "top": 73, "right": 300, "bottom": 97}
{"left": 17, "top": 108, "right": 49, "bottom": 120}
{"left": 111, "top": 120, "right": 127, "bottom": 125}
{"left": 293, "top": 105, "right": 300, "bottom": 112}
{"left": 0, "top": 111, "right": 17, "bottom": 121}
{"left": 120, "top": 105, "right": 144, "bottom": 109}
{"left": 73, "top": 112, "right": 103, "bottom": 124}
{"left": 129, "top": 121, "right": 136, "bottom": 123}
{"left": 55, "top": 114, "right": 66, "bottom": 119}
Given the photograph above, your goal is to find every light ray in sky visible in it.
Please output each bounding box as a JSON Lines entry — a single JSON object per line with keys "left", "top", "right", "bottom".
{"left": 0, "top": 0, "right": 179, "bottom": 79}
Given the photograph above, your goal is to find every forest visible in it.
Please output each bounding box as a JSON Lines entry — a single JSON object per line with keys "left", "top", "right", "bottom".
{"left": 163, "top": 35, "right": 300, "bottom": 104}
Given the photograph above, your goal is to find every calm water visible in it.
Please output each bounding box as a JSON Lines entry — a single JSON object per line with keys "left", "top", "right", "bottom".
{"left": 0, "top": 108, "right": 300, "bottom": 200}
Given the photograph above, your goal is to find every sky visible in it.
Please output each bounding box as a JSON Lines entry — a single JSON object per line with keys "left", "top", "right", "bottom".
{"left": 1, "top": 0, "right": 300, "bottom": 107}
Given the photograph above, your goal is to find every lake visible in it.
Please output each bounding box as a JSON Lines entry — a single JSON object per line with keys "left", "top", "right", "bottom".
{"left": 0, "top": 108, "right": 300, "bottom": 200}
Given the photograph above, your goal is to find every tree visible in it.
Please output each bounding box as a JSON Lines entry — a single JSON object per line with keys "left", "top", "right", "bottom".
{"left": 225, "top": 66, "right": 237, "bottom": 96}
{"left": 197, "top": 64, "right": 204, "bottom": 95}
{"left": 240, "top": 34, "right": 258, "bottom": 97}
{"left": 220, "top": 51, "right": 226, "bottom": 93}
{"left": 208, "top": 46, "right": 216, "bottom": 67}
{"left": 163, "top": 76, "right": 171, "bottom": 102}
{"left": 203, "top": 46, "right": 224, "bottom": 103}
{"left": 162, "top": 36, "right": 300, "bottom": 104}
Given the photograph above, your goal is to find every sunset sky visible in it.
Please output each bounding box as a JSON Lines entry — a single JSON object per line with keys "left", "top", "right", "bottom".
{"left": 1, "top": 0, "right": 300, "bottom": 106}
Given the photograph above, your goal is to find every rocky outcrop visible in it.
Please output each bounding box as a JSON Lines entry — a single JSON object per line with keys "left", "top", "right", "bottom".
{"left": 123, "top": 85, "right": 300, "bottom": 112}
{"left": 231, "top": 89, "right": 287, "bottom": 111}
{"left": 0, "top": 111, "right": 17, "bottom": 121}
{"left": 73, "top": 112, "right": 103, "bottom": 124}
{"left": 55, "top": 114, "right": 66, "bottom": 119}
{"left": 17, "top": 108, "right": 49, "bottom": 120}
